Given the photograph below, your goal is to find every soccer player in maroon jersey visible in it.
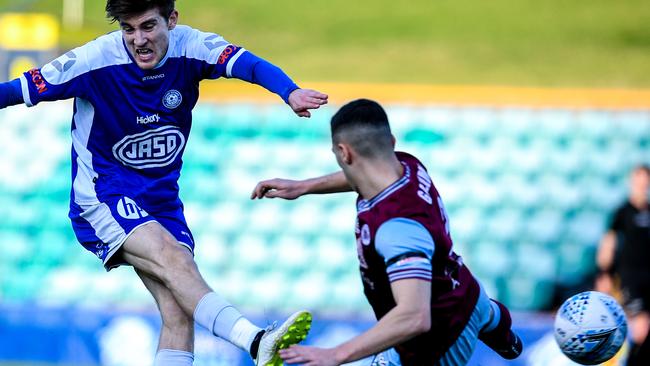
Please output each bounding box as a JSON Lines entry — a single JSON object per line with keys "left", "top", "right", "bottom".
{"left": 252, "top": 99, "right": 523, "bottom": 365}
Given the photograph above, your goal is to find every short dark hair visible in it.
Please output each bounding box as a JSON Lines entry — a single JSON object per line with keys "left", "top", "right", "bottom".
{"left": 331, "top": 99, "right": 394, "bottom": 159}
{"left": 106, "top": 0, "right": 175, "bottom": 23}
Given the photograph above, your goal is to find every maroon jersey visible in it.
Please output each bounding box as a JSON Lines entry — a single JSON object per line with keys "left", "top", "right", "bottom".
{"left": 354, "top": 152, "right": 480, "bottom": 365}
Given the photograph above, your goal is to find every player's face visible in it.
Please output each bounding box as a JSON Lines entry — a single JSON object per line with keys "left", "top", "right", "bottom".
{"left": 119, "top": 8, "right": 178, "bottom": 70}
{"left": 631, "top": 168, "right": 650, "bottom": 194}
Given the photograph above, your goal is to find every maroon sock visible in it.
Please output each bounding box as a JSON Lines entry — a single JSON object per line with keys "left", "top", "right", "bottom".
{"left": 480, "top": 300, "right": 514, "bottom": 346}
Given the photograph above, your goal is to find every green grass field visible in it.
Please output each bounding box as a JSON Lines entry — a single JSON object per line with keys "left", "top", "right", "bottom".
{"left": 1, "top": 0, "right": 649, "bottom": 87}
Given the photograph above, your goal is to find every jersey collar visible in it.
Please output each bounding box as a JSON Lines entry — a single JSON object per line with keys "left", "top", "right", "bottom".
{"left": 357, "top": 162, "right": 410, "bottom": 213}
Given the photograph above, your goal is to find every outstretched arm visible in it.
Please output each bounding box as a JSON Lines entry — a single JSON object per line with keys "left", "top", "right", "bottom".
{"left": 230, "top": 51, "right": 328, "bottom": 117}
{"left": 251, "top": 171, "right": 352, "bottom": 200}
{"left": 0, "top": 79, "right": 24, "bottom": 109}
{"left": 280, "top": 218, "right": 435, "bottom": 365}
{"left": 597, "top": 230, "right": 617, "bottom": 272}
{"left": 280, "top": 279, "right": 432, "bottom": 366}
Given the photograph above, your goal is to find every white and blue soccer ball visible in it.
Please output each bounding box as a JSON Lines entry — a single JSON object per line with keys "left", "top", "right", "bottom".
{"left": 554, "top": 291, "right": 627, "bottom": 365}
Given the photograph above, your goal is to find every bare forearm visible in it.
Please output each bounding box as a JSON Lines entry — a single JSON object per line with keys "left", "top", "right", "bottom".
{"left": 301, "top": 171, "right": 352, "bottom": 195}
{"left": 333, "top": 306, "right": 428, "bottom": 363}
{"left": 597, "top": 231, "right": 617, "bottom": 271}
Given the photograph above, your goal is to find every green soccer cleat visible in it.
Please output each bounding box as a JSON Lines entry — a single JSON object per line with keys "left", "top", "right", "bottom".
{"left": 254, "top": 310, "right": 313, "bottom": 366}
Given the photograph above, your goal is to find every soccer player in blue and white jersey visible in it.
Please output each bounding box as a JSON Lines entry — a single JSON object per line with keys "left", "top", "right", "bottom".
{"left": 252, "top": 99, "right": 522, "bottom": 366}
{"left": 0, "top": 0, "right": 326, "bottom": 365}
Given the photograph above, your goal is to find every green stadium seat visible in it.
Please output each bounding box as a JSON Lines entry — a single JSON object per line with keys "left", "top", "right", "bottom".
{"left": 495, "top": 108, "right": 536, "bottom": 140}
{"left": 537, "top": 109, "right": 573, "bottom": 140}
{"left": 274, "top": 234, "right": 312, "bottom": 273}
{"left": 329, "top": 270, "right": 367, "bottom": 312}
{"left": 207, "top": 201, "right": 246, "bottom": 234}
{"left": 526, "top": 209, "right": 564, "bottom": 244}
{"left": 575, "top": 111, "right": 614, "bottom": 141}
{"left": 0, "top": 231, "right": 31, "bottom": 264}
{"left": 502, "top": 277, "right": 553, "bottom": 311}
{"left": 465, "top": 175, "right": 503, "bottom": 211}
{"left": 453, "top": 108, "right": 495, "bottom": 140}
{"left": 515, "top": 243, "right": 556, "bottom": 281}
{"left": 485, "top": 209, "right": 523, "bottom": 243}
{"left": 614, "top": 111, "right": 650, "bottom": 140}
{"left": 233, "top": 233, "right": 273, "bottom": 271}
{"left": 465, "top": 241, "right": 512, "bottom": 279}
{"left": 448, "top": 208, "right": 485, "bottom": 247}
{"left": 555, "top": 241, "right": 597, "bottom": 285}
{"left": 37, "top": 268, "right": 93, "bottom": 305}
{"left": 248, "top": 271, "right": 290, "bottom": 310}
{"left": 246, "top": 201, "right": 287, "bottom": 235}
{"left": 324, "top": 203, "right": 356, "bottom": 236}
{"left": 314, "top": 235, "right": 353, "bottom": 274}
{"left": 287, "top": 201, "right": 324, "bottom": 234}
{"left": 212, "top": 269, "right": 253, "bottom": 306}
{"left": 194, "top": 232, "right": 230, "bottom": 269}
{"left": 424, "top": 146, "right": 466, "bottom": 177}
{"left": 285, "top": 272, "right": 330, "bottom": 310}
{"left": 566, "top": 211, "right": 606, "bottom": 246}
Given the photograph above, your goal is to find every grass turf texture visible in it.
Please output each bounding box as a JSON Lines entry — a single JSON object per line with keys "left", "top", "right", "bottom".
{"left": 1, "top": 0, "right": 649, "bottom": 87}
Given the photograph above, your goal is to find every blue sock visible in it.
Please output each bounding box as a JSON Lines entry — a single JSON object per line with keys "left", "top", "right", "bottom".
{"left": 484, "top": 299, "right": 502, "bottom": 332}
{"left": 154, "top": 349, "right": 194, "bottom": 366}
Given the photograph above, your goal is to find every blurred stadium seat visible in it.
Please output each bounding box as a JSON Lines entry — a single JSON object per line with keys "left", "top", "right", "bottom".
{"left": 0, "top": 102, "right": 648, "bottom": 315}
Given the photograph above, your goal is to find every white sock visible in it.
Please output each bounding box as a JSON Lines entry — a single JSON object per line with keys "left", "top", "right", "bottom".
{"left": 193, "top": 292, "right": 261, "bottom": 351}
{"left": 154, "top": 349, "right": 194, "bottom": 366}
{"left": 230, "top": 317, "right": 263, "bottom": 352}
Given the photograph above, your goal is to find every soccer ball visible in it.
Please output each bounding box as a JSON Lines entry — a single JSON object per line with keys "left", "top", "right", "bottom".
{"left": 554, "top": 291, "right": 627, "bottom": 365}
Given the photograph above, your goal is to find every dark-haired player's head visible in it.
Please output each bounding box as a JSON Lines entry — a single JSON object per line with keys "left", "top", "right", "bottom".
{"left": 331, "top": 99, "right": 395, "bottom": 159}
{"left": 330, "top": 99, "right": 396, "bottom": 188}
{"left": 106, "top": 0, "right": 176, "bottom": 23}
{"left": 106, "top": 0, "right": 178, "bottom": 70}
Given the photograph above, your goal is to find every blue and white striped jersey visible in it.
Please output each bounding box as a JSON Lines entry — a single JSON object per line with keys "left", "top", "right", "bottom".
{"left": 18, "top": 25, "right": 292, "bottom": 212}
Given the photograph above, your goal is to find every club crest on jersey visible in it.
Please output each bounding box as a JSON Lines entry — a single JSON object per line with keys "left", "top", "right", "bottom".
{"left": 361, "top": 224, "right": 371, "bottom": 246}
{"left": 162, "top": 89, "right": 182, "bottom": 109}
{"left": 112, "top": 126, "right": 186, "bottom": 169}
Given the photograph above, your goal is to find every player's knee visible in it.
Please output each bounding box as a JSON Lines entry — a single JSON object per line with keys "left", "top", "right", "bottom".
{"left": 151, "top": 237, "right": 196, "bottom": 280}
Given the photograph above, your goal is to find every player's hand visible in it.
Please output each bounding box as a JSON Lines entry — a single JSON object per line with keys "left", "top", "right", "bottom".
{"left": 288, "top": 88, "right": 328, "bottom": 118}
{"left": 250, "top": 178, "right": 307, "bottom": 200}
{"left": 280, "top": 344, "right": 341, "bottom": 366}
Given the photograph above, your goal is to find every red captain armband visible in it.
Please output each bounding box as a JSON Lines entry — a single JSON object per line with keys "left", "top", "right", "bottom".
{"left": 218, "top": 45, "right": 241, "bottom": 65}
{"left": 28, "top": 69, "right": 48, "bottom": 94}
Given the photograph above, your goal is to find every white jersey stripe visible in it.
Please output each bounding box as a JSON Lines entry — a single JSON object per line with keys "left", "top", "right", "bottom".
{"left": 19, "top": 75, "right": 33, "bottom": 107}
{"left": 72, "top": 98, "right": 100, "bottom": 206}
{"left": 79, "top": 202, "right": 127, "bottom": 251}
{"left": 226, "top": 48, "right": 246, "bottom": 78}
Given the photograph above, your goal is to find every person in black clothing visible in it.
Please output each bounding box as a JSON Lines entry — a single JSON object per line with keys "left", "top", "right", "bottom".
{"left": 597, "top": 164, "right": 650, "bottom": 366}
